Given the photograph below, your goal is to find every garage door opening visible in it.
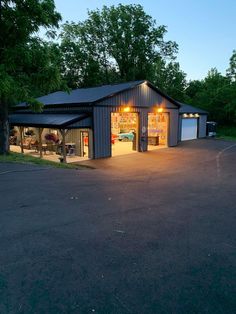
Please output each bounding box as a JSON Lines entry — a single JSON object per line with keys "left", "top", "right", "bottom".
{"left": 148, "top": 113, "right": 168, "bottom": 150}
{"left": 80, "top": 130, "right": 89, "bottom": 157}
{"left": 111, "top": 112, "right": 138, "bottom": 156}
{"left": 181, "top": 118, "right": 198, "bottom": 141}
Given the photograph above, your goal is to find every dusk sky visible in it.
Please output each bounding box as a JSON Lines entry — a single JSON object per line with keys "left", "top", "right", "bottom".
{"left": 54, "top": 0, "right": 236, "bottom": 81}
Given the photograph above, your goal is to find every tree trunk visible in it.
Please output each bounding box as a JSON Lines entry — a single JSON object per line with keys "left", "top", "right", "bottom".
{"left": 0, "top": 103, "right": 9, "bottom": 155}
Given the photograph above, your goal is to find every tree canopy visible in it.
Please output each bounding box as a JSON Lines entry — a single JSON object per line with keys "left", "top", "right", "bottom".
{"left": 0, "top": 0, "right": 62, "bottom": 154}
{"left": 59, "top": 4, "right": 178, "bottom": 87}
{"left": 0, "top": 0, "right": 62, "bottom": 105}
{"left": 185, "top": 65, "right": 236, "bottom": 125}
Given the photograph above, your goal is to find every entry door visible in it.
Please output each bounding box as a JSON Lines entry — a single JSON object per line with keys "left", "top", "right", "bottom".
{"left": 81, "top": 131, "right": 89, "bottom": 157}
{"left": 181, "top": 118, "right": 198, "bottom": 141}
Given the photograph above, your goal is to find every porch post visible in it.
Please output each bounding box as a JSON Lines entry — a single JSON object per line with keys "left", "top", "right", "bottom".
{"left": 38, "top": 128, "right": 43, "bottom": 158}
{"left": 19, "top": 126, "right": 24, "bottom": 154}
{"left": 60, "top": 129, "right": 67, "bottom": 163}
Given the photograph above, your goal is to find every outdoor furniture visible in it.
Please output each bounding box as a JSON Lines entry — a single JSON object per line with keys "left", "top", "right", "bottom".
{"left": 45, "top": 142, "right": 57, "bottom": 153}
{"left": 21, "top": 137, "right": 33, "bottom": 149}
{"left": 66, "top": 143, "right": 76, "bottom": 156}
{"left": 31, "top": 140, "right": 39, "bottom": 152}
{"left": 9, "top": 135, "right": 17, "bottom": 145}
{"left": 21, "top": 137, "right": 38, "bottom": 150}
{"left": 56, "top": 143, "right": 76, "bottom": 156}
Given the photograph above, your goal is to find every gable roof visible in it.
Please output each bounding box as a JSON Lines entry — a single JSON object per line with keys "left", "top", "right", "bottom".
{"left": 17, "top": 80, "right": 180, "bottom": 109}
{"left": 179, "top": 102, "right": 208, "bottom": 114}
{"left": 18, "top": 81, "right": 144, "bottom": 108}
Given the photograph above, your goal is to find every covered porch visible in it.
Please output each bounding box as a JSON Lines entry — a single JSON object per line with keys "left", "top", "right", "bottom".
{"left": 9, "top": 113, "right": 93, "bottom": 163}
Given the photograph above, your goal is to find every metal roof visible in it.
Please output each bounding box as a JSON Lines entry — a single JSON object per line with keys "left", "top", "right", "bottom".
{"left": 9, "top": 113, "right": 89, "bottom": 128}
{"left": 17, "top": 80, "right": 181, "bottom": 109}
{"left": 18, "top": 81, "right": 145, "bottom": 107}
{"left": 179, "top": 103, "right": 208, "bottom": 114}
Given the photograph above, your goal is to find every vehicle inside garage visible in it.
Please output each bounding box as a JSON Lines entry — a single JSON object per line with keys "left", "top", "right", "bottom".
{"left": 111, "top": 112, "right": 138, "bottom": 156}
{"left": 148, "top": 113, "right": 168, "bottom": 150}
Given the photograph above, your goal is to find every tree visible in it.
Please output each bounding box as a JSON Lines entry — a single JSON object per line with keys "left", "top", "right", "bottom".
{"left": 59, "top": 4, "right": 178, "bottom": 87}
{"left": 0, "top": 0, "right": 61, "bottom": 154}
{"left": 185, "top": 80, "right": 203, "bottom": 101}
{"left": 59, "top": 22, "right": 116, "bottom": 88}
{"left": 152, "top": 60, "right": 187, "bottom": 101}
{"left": 227, "top": 50, "right": 236, "bottom": 82}
{"left": 185, "top": 68, "right": 235, "bottom": 124}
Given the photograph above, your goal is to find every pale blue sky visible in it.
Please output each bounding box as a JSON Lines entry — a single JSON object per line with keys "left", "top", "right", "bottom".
{"left": 53, "top": 0, "right": 236, "bottom": 81}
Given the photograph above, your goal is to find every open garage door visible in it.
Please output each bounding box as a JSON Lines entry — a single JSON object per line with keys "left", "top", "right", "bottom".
{"left": 148, "top": 113, "right": 169, "bottom": 150}
{"left": 181, "top": 118, "right": 198, "bottom": 141}
{"left": 111, "top": 112, "right": 138, "bottom": 157}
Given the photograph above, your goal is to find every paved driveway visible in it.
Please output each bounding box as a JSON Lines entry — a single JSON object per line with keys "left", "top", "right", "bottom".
{"left": 0, "top": 139, "right": 236, "bottom": 314}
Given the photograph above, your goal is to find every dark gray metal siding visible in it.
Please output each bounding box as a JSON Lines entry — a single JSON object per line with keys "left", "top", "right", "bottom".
{"left": 198, "top": 115, "right": 207, "bottom": 138}
{"left": 139, "top": 109, "right": 148, "bottom": 152}
{"left": 93, "top": 106, "right": 112, "bottom": 159}
{"left": 97, "top": 84, "right": 178, "bottom": 109}
{"left": 168, "top": 109, "right": 179, "bottom": 146}
{"left": 88, "top": 129, "right": 94, "bottom": 159}
{"left": 67, "top": 117, "right": 92, "bottom": 128}
{"left": 178, "top": 116, "right": 182, "bottom": 141}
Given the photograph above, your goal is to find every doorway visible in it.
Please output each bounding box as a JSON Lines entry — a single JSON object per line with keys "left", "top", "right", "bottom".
{"left": 148, "top": 113, "right": 169, "bottom": 150}
{"left": 80, "top": 131, "right": 89, "bottom": 157}
{"left": 111, "top": 112, "right": 139, "bottom": 156}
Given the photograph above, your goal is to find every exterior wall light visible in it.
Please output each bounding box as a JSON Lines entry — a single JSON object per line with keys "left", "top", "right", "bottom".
{"left": 195, "top": 114, "right": 199, "bottom": 117}
{"left": 123, "top": 106, "right": 130, "bottom": 112}
{"left": 183, "top": 114, "right": 188, "bottom": 117}
{"left": 189, "top": 114, "right": 194, "bottom": 117}
{"left": 157, "top": 108, "right": 163, "bottom": 113}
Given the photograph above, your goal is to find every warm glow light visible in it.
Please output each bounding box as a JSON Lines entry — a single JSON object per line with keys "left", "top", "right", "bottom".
{"left": 189, "top": 113, "right": 194, "bottom": 117}
{"left": 123, "top": 106, "right": 130, "bottom": 112}
{"left": 157, "top": 108, "right": 163, "bottom": 113}
{"left": 183, "top": 114, "right": 188, "bottom": 117}
{"left": 195, "top": 114, "right": 199, "bottom": 117}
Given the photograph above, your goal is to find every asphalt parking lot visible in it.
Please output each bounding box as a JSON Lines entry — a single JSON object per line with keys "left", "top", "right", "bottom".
{"left": 0, "top": 139, "right": 236, "bottom": 314}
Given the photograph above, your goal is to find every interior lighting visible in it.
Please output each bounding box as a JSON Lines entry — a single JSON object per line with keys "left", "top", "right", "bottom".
{"left": 157, "top": 108, "right": 163, "bottom": 113}
{"left": 123, "top": 106, "right": 130, "bottom": 112}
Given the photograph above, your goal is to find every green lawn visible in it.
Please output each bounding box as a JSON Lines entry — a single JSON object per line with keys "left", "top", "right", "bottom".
{"left": 216, "top": 126, "right": 236, "bottom": 141}
{"left": 0, "top": 152, "right": 79, "bottom": 169}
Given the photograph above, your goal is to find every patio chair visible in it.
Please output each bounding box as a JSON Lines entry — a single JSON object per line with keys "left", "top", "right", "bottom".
{"left": 31, "top": 140, "right": 39, "bottom": 152}
{"left": 21, "top": 137, "right": 33, "bottom": 149}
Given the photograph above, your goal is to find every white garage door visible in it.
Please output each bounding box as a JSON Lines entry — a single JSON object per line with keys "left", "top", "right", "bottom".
{"left": 181, "top": 118, "right": 198, "bottom": 141}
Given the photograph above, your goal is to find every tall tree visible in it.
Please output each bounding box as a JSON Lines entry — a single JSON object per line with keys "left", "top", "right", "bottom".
{"left": 60, "top": 4, "right": 178, "bottom": 87}
{"left": 185, "top": 68, "right": 235, "bottom": 124}
{"left": 226, "top": 50, "right": 236, "bottom": 82}
{"left": 152, "top": 59, "right": 187, "bottom": 101}
{"left": 0, "top": 0, "right": 61, "bottom": 154}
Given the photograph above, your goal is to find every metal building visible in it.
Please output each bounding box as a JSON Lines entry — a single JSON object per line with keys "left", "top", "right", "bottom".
{"left": 10, "top": 81, "right": 206, "bottom": 161}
